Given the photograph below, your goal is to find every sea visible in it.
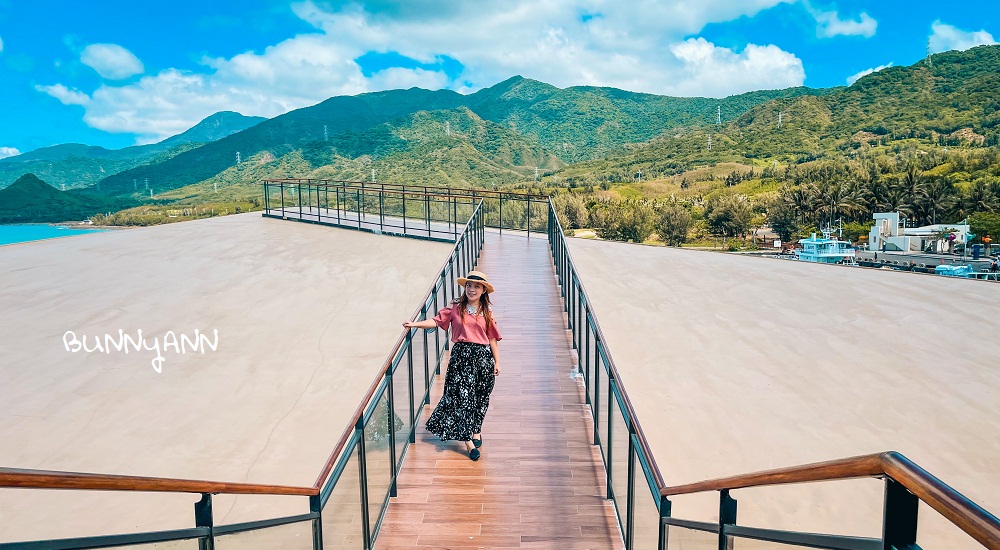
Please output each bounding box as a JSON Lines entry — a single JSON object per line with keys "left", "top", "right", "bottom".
{"left": 0, "top": 224, "right": 107, "bottom": 246}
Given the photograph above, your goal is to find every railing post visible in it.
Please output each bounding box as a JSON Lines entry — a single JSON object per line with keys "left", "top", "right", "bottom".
{"left": 584, "top": 309, "right": 590, "bottom": 393}
{"left": 499, "top": 193, "right": 503, "bottom": 234}
{"left": 626, "top": 433, "right": 637, "bottom": 549}
{"left": 310, "top": 494, "right": 324, "bottom": 550}
{"left": 280, "top": 182, "right": 286, "bottom": 217}
{"left": 379, "top": 191, "right": 384, "bottom": 228}
{"left": 407, "top": 331, "right": 415, "bottom": 445}
{"left": 719, "top": 489, "right": 737, "bottom": 550}
{"left": 387, "top": 369, "right": 397, "bottom": 499}
{"left": 422, "top": 303, "right": 431, "bottom": 408}
{"left": 883, "top": 478, "right": 919, "bottom": 550}
{"left": 402, "top": 186, "right": 408, "bottom": 235}
{"left": 658, "top": 496, "right": 672, "bottom": 550}
{"left": 594, "top": 340, "right": 601, "bottom": 445}
{"left": 195, "top": 493, "right": 214, "bottom": 550}
{"left": 606, "top": 378, "right": 615, "bottom": 500}
{"left": 426, "top": 192, "right": 431, "bottom": 238}
{"left": 298, "top": 183, "right": 303, "bottom": 220}
{"left": 357, "top": 417, "right": 372, "bottom": 550}
{"left": 357, "top": 189, "right": 362, "bottom": 230}
{"left": 527, "top": 195, "right": 531, "bottom": 239}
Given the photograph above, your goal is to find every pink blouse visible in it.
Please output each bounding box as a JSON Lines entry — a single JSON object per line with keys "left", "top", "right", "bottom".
{"left": 433, "top": 305, "right": 502, "bottom": 345}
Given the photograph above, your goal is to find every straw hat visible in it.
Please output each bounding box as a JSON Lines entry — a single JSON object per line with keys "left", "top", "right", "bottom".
{"left": 457, "top": 270, "right": 495, "bottom": 294}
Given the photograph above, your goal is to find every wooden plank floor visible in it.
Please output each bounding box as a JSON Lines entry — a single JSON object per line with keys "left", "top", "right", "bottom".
{"left": 374, "top": 231, "right": 625, "bottom": 550}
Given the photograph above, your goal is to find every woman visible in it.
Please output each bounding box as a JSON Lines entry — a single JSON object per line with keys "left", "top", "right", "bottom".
{"left": 403, "top": 270, "right": 501, "bottom": 461}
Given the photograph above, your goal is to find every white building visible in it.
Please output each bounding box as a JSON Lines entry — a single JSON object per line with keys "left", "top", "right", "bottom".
{"left": 868, "top": 212, "right": 969, "bottom": 253}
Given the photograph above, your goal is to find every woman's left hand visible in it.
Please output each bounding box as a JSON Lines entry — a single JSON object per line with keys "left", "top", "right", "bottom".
{"left": 494, "top": 363, "right": 500, "bottom": 376}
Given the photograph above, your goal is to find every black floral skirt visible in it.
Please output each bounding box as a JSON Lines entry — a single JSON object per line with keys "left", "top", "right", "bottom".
{"left": 426, "top": 342, "right": 496, "bottom": 441}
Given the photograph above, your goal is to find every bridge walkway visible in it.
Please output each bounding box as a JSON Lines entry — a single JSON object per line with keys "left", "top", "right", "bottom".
{"left": 374, "top": 231, "right": 624, "bottom": 549}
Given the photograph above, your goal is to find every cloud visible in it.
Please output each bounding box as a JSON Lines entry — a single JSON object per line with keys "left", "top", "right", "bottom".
{"left": 804, "top": 2, "right": 876, "bottom": 38}
{"left": 80, "top": 43, "right": 144, "bottom": 79}
{"left": 41, "top": 0, "right": 807, "bottom": 143}
{"left": 846, "top": 62, "right": 892, "bottom": 85}
{"left": 0, "top": 147, "right": 20, "bottom": 159}
{"left": 667, "top": 38, "right": 805, "bottom": 97}
{"left": 35, "top": 83, "right": 90, "bottom": 106}
{"left": 929, "top": 21, "right": 997, "bottom": 54}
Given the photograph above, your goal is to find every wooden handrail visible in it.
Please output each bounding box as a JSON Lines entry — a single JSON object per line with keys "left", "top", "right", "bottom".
{"left": 659, "top": 451, "right": 1000, "bottom": 548}
{"left": 660, "top": 453, "right": 885, "bottom": 496}
{"left": 883, "top": 452, "right": 1000, "bottom": 549}
{"left": 0, "top": 467, "right": 315, "bottom": 496}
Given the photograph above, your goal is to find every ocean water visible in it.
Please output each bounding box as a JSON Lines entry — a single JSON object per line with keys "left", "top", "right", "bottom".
{"left": 0, "top": 224, "right": 107, "bottom": 246}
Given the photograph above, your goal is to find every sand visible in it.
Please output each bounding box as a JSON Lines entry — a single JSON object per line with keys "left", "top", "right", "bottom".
{"left": 0, "top": 212, "right": 453, "bottom": 542}
{"left": 566, "top": 238, "right": 1000, "bottom": 548}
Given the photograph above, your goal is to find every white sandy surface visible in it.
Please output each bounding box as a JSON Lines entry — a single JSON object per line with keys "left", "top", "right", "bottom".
{"left": 0, "top": 213, "right": 452, "bottom": 542}
{"left": 567, "top": 238, "right": 1000, "bottom": 548}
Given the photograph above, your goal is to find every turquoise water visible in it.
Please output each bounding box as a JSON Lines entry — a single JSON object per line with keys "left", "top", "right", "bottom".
{"left": 0, "top": 224, "right": 107, "bottom": 246}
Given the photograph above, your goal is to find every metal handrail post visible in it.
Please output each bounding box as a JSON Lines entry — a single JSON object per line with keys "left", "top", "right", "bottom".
{"left": 718, "top": 490, "right": 737, "bottom": 550}
{"left": 310, "top": 494, "right": 324, "bottom": 550}
{"left": 356, "top": 417, "right": 372, "bottom": 549}
{"left": 195, "top": 493, "right": 214, "bottom": 550}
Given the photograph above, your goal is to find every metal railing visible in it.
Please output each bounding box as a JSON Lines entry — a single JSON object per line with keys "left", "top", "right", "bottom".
{"left": 546, "top": 198, "right": 1000, "bottom": 550}
{"left": 0, "top": 187, "right": 490, "bottom": 549}
{"left": 264, "top": 178, "right": 549, "bottom": 238}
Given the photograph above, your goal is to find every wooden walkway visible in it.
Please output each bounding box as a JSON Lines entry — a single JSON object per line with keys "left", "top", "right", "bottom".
{"left": 375, "top": 231, "right": 625, "bottom": 549}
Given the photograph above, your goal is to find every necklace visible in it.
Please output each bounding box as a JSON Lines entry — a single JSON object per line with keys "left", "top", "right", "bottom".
{"left": 465, "top": 304, "right": 479, "bottom": 315}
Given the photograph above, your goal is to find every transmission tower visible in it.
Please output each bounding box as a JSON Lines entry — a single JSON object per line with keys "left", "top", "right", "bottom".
{"left": 133, "top": 179, "right": 137, "bottom": 190}
{"left": 778, "top": 111, "right": 783, "bottom": 129}
{"left": 717, "top": 105, "right": 721, "bottom": 125}
{"left": 372, "top": 169, "right": 376, "bottom": 183}
{"left": 535, "top": 167, "right": 539, "bottom": 181}
{"left": 236, "top": 151, "right": 241, "bottom": 165}
{"left": 707, "top": 135, "right": 712, "bottom": 151}
{"left": 324, "top": 125, "right": 329, "bottom": 141}
{"left": 144, "top": 178, "right": 149, "bottom": 190}
{"left": 446, "top": 121, "right": 451, "bottom": 136}
{"left": 926, "top": 39, "right": 932, "bottom": 66}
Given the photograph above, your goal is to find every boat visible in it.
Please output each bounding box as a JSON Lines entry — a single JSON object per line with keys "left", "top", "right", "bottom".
{"left": 794, "top": 227, "right": 857, "bottom": 264}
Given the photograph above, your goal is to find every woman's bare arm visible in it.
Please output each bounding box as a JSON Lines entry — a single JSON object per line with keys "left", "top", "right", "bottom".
{"left": 403, "top": 319, "right": 438, "bottom": 330}
{"left": 489, "top": 338, "right": 500, "bottom": 376}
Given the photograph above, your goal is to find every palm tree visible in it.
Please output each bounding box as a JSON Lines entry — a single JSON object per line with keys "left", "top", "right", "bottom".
{"left": 916, "top": 177, "right": 958, "bottom": 225}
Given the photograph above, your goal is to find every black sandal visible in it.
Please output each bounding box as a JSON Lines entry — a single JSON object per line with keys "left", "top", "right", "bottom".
{"left": 469, "top": 448, "right": 481, "bottom": 461}
{"left": 472, "top": 436, "right": 482, "bottom": 448}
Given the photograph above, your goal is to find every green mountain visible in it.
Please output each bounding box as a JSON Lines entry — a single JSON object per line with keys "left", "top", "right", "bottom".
{"left": 556, "top": 45, "right": 1000, "bottom": 186}
{"left": 0, "top": 174, "right": 137, "bottom": 223}
{"left": 94, "top": 78, "right": 823, "bottom": 197}
{"left": 466, "top": 76, "right": 829, "bottom": 162}
{"left": 0, "top": 111, "right": 265, "bottom": 190}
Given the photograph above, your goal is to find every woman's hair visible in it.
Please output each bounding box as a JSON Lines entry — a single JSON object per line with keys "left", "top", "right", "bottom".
{"left": 455, "top": 284, "right": 495, "bottom": 332}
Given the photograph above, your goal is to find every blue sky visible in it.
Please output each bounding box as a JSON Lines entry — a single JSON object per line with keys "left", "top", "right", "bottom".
{"left": 0, "top": 1, "right": 996, "bottom": 156}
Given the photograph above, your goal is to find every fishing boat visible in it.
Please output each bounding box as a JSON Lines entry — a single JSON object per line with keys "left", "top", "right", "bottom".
{"left": 795, "top": 227, "right": 857, "bottom": 264}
